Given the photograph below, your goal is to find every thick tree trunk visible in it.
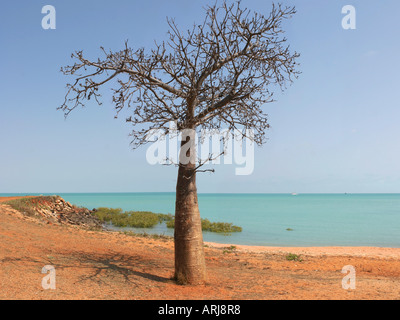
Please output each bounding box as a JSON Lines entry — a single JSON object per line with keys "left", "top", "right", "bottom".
{"left": 174, "top": 160, "right": 207, "bottom": 285}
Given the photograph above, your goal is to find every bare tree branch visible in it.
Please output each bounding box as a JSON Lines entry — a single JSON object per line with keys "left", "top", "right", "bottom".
{"left": 60, "top": 0, "right": 300, "bottom": 151}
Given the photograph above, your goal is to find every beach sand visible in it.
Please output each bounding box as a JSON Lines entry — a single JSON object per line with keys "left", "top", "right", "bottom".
{"left": 0, "top": 199, "right": 399, "bottom": 300}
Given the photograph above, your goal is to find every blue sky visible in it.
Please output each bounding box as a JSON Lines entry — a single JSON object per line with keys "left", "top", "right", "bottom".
{"left": 1, "top": 0, "right": 399, "bottom": 193}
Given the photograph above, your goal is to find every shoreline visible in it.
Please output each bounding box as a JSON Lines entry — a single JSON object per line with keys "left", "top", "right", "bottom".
{"left": 104, "top": 220, "right": 400, "bottom": 258}
{"left": 1, "top": 196, "right": 399, "bottom": 259}
{"left": 1, "top": 201, "right": 400, "bottom": 299}
{"left": 204, "top": 241, "right": 400, "bottom": 259}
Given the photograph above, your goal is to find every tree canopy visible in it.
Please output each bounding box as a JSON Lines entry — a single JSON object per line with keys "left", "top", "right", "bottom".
{"left": 60, "top": 2, "right": 300, "bottom": 149}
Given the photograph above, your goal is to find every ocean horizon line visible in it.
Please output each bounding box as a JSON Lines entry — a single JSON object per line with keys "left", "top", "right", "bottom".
{"left": 1, "top": 192, "right": 400, "bottom": 195}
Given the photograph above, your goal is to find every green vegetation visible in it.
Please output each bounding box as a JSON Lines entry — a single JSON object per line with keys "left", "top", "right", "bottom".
{"left": 201, "top": 218, "right": 242, "bottom": 233}
{"left": 222, "top": 245, "right": 237, "bottom": 254}
{"left": 4, "top": 196, "right": 58, "bottom": 216}
{"left": 285, "top": 253, "right": 303, "bottom": 262}
{"left": 5, "top": 200, "right": 243, "bottom": 235}
{"left": 93, "top": 207, "right": 173, "bottom": 228}
{"left": 121, "top": 230, "right": 172, "bottom": 241}
{"left": 94, "top": 207, "right": 242, "bottom": 234}
{"left": 166, "top": 218, "right": 242, "bottom": 234}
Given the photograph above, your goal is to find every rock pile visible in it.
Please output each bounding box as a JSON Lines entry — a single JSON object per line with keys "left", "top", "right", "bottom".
{"left": 15, "top": 196, "right": 103, "bottom": 229}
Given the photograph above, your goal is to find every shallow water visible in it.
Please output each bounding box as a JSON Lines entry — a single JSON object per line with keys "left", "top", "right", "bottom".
{"left": 2, "top": 192, "right": 399, "bottom": 247}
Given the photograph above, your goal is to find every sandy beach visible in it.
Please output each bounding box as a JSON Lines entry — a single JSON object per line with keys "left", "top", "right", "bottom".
{"left": 0, "top": 197, "right": 399, "bottom": 300}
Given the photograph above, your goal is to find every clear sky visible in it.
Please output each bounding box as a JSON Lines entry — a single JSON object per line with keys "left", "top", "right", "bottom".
{"left": 1, "top": 0, "right": 399, "bottom": 194}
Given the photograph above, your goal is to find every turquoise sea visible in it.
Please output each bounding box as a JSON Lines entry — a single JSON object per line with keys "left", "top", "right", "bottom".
{"left": 1, "top": 193, "right": 400, "bottom": 247}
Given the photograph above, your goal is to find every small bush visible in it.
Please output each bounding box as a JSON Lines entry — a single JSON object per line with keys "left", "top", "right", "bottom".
{"left": 121, "top": 230, "right": 172, "bottom": 240}
{"left": 93, "top": 207, "right": 174, "bottom": 228}
{"left": 94, "top": 207, "right": 124, "bottom": 222}
{"left": 285, "top": 253, "right": 303, "bottom": 262}
{"left": 158, "top": 213, "right": 174, "bottom": 223}
{"left": 166, "top": 219, "right": 175, "bottom": 229}
{"left": 93, "top": 207, "right": 242, "bottom": 234}
{"left": 223, "top": 245, "right": 237, "bottom": 254}
{"left": 166, "top": 218, "right": 242, "bottom": 234}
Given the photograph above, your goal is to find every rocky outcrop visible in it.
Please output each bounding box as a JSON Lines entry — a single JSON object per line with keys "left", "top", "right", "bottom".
{"left": 7, "top": 196, "right": 103, "bottom": 229}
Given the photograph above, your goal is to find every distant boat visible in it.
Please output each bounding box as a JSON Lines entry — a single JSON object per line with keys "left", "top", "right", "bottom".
{"left": 291, "top": 193, "right": 298, "bottom": 196}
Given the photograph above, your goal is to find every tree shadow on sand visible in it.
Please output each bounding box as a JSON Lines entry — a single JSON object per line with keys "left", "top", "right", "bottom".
{"left": 1, "top": 251, "right": 172, "bottom": 287}
{"left": 61, "top": 251, "right": 172, "bottom": 287}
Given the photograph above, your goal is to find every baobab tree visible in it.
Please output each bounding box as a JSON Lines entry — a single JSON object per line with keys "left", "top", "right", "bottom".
{"left": 60, "top": 1, "right": 300, "bottom": 285}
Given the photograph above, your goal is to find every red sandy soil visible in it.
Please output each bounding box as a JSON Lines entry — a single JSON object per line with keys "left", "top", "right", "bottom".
{"left": 0, "top": 198, "right": 399, "bottom": 300}
{"left": 0, "top": 196, "right": 34, "bottom": 203}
